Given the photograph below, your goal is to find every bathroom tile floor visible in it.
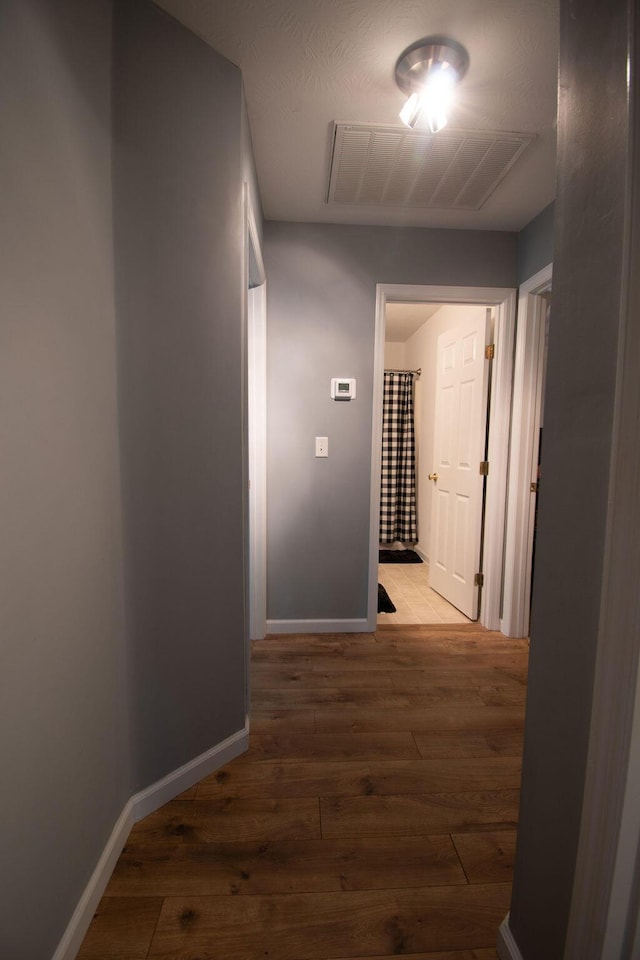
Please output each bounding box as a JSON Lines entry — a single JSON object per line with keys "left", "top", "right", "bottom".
{"left": 378, "top": 558, "right": 472, "bottom": 625}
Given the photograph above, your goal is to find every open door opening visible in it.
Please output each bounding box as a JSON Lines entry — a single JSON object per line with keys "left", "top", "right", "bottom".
{"left": 528, "top": 292, "right": 551, "bottom": 615}
{"left": 247, "top": 209, "right": 266, "bottom": 644}
{"left": 501, "top": 263, "right": 553, "bottom": 638}
{"left": 370, "top": 284, "right": 517, "bottom": 633}
{"left": 378, "top": 302, "right": 495, "bottom": 625}
{"left": 244, "top": 185, "right": 266, "bottom": 727}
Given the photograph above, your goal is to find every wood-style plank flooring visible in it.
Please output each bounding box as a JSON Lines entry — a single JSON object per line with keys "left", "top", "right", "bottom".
{"left": 77, "top": 624, "right": 527, "bottom": 960}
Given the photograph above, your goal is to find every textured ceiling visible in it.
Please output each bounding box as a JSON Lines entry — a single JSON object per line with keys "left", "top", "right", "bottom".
{"left": 156, "top": 0, "right": 559, "bottom": 231}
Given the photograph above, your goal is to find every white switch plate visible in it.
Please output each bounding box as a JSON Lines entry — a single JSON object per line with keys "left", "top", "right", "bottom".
{"left": 315, "top": 436, "right": 328, "bottom": 457}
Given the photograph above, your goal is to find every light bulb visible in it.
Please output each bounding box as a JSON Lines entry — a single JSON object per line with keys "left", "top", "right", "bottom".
{"left": 399, "top": 92, "right": 421, "bottom": 128}
{"left": 423, "top": 64, "right": 456, "bottom": 132}
{"left": 399, "top": 63, "right": 457, "bottom": 133}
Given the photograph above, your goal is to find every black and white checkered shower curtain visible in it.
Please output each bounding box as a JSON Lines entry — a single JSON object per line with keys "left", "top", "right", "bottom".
{"left": 379, "top": 371, "right": 417, "bottom": 544}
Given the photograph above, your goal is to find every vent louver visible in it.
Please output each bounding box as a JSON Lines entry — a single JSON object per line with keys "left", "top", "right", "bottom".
{"left": 327, "top": 123, "right": 535, "bottom": 210}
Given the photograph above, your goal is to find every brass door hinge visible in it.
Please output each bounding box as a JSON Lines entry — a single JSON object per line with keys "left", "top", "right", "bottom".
{"left": 485, "top": 343, "right": 495, "bottom": 360}
{"left": 530, "top": 481, "right": 539, "bottom": 493}
{"left": 479, "top": 461, "right": 489, "bottom": 476}
{"left": 474, "top": 572, "right": 484, "bottom": 587}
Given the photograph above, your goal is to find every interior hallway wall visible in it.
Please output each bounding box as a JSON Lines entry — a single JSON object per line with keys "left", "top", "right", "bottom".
{"left": 507, "top": 0, "right": 634, "bottom": 955}
{"left": 517, "top": 201, "right": 555, "bottom": 284}
{"left": 1, "top": 2, "right": 259, "bottom": 955}
{"left": 264, "top": 221, "right": 517, "bottom": 623}
{"left": 0, "top": 3, "right": 129, "bottom": 956}
{"left": 113, "top": 0, "right": 249, "bottom": 790}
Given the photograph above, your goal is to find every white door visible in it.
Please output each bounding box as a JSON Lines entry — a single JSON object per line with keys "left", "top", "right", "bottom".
{"left": 428, "top": 311, "right": 490, "bottom": 618}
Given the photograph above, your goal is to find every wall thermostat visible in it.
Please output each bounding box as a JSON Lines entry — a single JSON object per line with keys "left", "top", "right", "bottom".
{"left": 331, "top": 378, "right": 356, "bottom": 400}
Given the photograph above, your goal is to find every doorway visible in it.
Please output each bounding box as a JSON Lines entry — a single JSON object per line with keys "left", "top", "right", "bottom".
{"left": 244, "top": 184, "right": 266, "bottom": 726}
{"left": 368, "top": 284, "right": 517, "bottom": 632}
{"left": 377, "top": 301, "right": 490, "bottom": 626}
{"left": 501, "top": 263, "right": 553, "bottom": 638}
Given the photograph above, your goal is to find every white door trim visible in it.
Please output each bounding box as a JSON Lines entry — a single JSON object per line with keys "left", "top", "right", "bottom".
{"left": 245, "top": 183, "right": 266, "bottom": 661}
{"left": 497, "top": 914, "right": 525, "bottom": 960}
{"left": 51, "top": 724, "right": 249, "bottom": 960}
{"left": 369, "top": 283, "right": 517, "bottom": 631}
{"left": 248, "top": 283, "right": 267, "bottom": 642}
{"left": 501, "top": 263, "right": 553, "bottom": 638}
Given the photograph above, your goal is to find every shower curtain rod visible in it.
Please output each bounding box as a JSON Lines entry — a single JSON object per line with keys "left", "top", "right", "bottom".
{"left": 384, "top": 367, "right": 421, "bottom": 377}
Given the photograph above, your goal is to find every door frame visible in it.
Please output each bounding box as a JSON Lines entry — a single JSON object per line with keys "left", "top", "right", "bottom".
{"left": 501, "top": 263, "right": 553, "bottom": 638}
{"left": 248, "top": 280, "right": 267, "bottom": 642}
{"left": 244, "top": 183, "right": 266, "bottom": 731}
{"left": 368, "top": 283, "right": 517, "bottom": 631}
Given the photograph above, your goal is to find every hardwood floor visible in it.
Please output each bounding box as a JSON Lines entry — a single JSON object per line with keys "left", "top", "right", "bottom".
{"left": 77, "top": 625, "right": 527, "bottom": 960}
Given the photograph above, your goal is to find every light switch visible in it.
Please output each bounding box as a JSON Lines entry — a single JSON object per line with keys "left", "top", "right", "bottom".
{"left": 315, "top": 436, "right": 328, "bottom": 458}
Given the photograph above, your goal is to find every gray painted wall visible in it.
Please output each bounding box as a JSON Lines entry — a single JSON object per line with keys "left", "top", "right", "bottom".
{"left": 0, "top": 2, "right": 254, "bottom": 955}
{"left": 264, "top": 222, "right": 517, "bottom": 622}
{"left": 508, "top": 1, "right": 632, "bottom": 956}
{"left": 0, "top": 2, "right": 129, "bottom": 956}
{"left": 113, "top": 0, "right": 247, "bottom": 789}
{"left": 517, "top": 201, "right": 555, "bottom": 284}
{"left": 242, "top": 89, "right": 264, "bottom": 257}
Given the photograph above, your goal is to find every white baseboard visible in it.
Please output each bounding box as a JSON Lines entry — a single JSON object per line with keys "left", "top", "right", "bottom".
{"left": 51, "top": 800, "right": 134, "bottom": 960}
{"left": 266, "top": 618, "right": 370, "bottom": 634}
{"left": 415, "top": 545, "right": 429, "bottom": 563}
{"left": 132, "top": 725, "right": 249, "bottom": 820}
{"left": 53, "top": 723, "right": 249, "bottom": 960}
{"left": 497, "top": 913, "right": 524, "bottom": 960}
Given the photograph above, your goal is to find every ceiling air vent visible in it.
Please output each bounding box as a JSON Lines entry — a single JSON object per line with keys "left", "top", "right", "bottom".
{"left": 327, "top": 123, "right": 535, "bottom": 210}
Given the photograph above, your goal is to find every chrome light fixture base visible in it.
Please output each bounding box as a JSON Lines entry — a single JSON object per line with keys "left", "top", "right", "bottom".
{"left": 395, "top": 36, "right": 469, "bottom": 97}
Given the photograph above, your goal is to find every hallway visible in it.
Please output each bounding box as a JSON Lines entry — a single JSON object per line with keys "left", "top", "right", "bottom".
{"left": 78, "top": 625, "right": 527, "bottom": 959}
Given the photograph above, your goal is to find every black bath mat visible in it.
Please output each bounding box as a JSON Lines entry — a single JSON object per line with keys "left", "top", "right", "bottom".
{"left": 379, "top": 549, "right": 423, "bottom": 564}
{"left": 377, "top": 583, "right": 396, "bottom": 613}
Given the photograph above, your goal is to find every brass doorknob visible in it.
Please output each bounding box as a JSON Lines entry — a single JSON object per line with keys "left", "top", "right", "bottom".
{"left": 428, "top": 472, "right": 439, "bottom": 482}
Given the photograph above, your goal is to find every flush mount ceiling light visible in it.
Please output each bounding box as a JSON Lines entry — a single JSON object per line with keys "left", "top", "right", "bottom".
{"left": 395, "top": 36, "right": 469, "bottom": 133}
